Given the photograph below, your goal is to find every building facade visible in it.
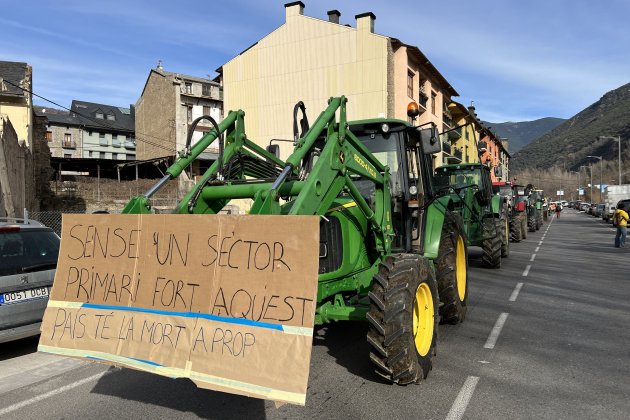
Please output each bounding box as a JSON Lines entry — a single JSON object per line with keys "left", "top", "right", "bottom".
{"left": 135, "top": 65, "right": 223, "bottom": 177}
{"left": 35, "top": 106, "right": 83, "bottom": 158}
{"left": 72, "top": 100, "right": 136, "bottom": 161}
{"left": 0, "top": 61, "right": 33, "bottom": 148}
{"left": 218, "top": 2, "right": 457, "bottom": 165}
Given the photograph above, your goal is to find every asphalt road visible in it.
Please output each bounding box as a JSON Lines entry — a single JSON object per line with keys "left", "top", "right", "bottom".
{"left": 1, "top": 209, "right": 628, "bottom": 419}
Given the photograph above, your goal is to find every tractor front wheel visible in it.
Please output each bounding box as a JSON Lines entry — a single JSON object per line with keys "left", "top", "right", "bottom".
{"left": 520, "top": 213, "right": 528, "bottom": 239}
{"left": 435, "top": 214, "right": 468, "bottom": 324}
{"left": 367, "top": 254, "right": 438, "bottom": 384}
{"left": 510, "top": 217, "right": 522, "bottom": 242}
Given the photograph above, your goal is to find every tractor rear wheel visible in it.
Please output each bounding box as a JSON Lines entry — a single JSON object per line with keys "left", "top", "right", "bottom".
{"left": 510, "top": 217, "right": 522, "bottom": 242}
{"left": 435, "top": 214, "right": 468, "bottom": 324}
{"left": 528, "top": 214, "right": 537, "bottom": 232}
{"left": 481, "top": 218, "right": 502, "bottom": 268}
{"left": 520, "top": 214, "right": 528, "bottom": 239}
{"left": 367, "top": 254, "right": 438, "bottom": 384}
{"left": 500, "top": 210, "right": 510, "bottom": 257}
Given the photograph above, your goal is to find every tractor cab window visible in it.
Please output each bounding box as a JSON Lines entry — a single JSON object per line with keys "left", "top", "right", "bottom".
{"left": 354, "top": 132, "right": 404, "bottom": 198}
{"left": 434, "top": 167, "right": 481, "bottom": 193}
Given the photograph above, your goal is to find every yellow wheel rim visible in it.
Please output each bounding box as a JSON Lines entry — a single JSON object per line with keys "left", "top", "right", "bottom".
{"left": 456, "top": 235, "right": 467, "bottom": 301}
{"left": 413, "top": 283, "right": 434, "bottom": 357}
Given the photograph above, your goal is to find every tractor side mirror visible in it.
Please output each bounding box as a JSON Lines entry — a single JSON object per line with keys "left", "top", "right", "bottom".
{"left": 419, "top": 126, "right": 441, "bottom": 155}
{"left": 266, "top": 144, "right": 280, "bottom": 158}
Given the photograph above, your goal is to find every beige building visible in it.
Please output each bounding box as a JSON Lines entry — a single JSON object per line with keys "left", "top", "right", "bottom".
{"left": 218, "top": 2, "right": 458, "bottom": 164}
{"left": 135, "top": 64, "right": 223, "bottom": 178}
{"left": 0, "top": 61, "right": 33, "bottom": 148}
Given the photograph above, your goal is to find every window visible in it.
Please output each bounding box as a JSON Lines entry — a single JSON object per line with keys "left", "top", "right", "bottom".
{"left": 63, "top": 133, "right": 74, "bottom": 148}
{"left": 64, "top": 154, "right": 72, "bottom": 158}
{"left": 99, "top": 152, "right": 106, "bottom": 159}
{"left": 45, "top": 131, "right": 52, "bottom": 142}
{"left": 203, "top": 106, "right": 212, "bottom": 116}
{"left": 202, "top": 84, "right": 211, "bottom": 96}
{"left": 431, "top": 91, "right": 437, "bottom": 115}
{"left": 185, "top": 82, "right": 193, "bottom": 94}
{"left": 407, "top": 71, "right": 414, "bottom": 98}
{"left": 88, "top": 131, "right": 92, "bottom": 136}
{"left": 187, "top": 106, "right": 193, "bottom": 123}
{"left": 127, "top": 154, "right": 136, "bottom": 161}
{"left": 112, "top": 134, "right": 118, "bottom": 140}
{"left": 112, "top": 153, "right": 118, "bottom": 160}
{"left": 99, "top": 132, "right": 107, "bottom": 146}
{"left": 99, "top": 133, "right": 105, "bottom": 138}
{"left": 88, "top": 151, "right": 93, "bottom": 157}
{"left": 96, "top": 111, "right": 104, "bottom": 119}
{"left": 106, "top": 113, "right": 115, "bottom": 121}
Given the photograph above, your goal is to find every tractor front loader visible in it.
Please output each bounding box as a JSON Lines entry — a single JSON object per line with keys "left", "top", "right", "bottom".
{"left": 122, "top": 96, "right": 469, "bottom": 383}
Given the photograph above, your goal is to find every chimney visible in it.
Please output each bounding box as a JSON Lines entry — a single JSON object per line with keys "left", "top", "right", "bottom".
{"left": 285, "top": 1, "right": 305, "bottom": 20}
{"left": 355, "top": 12, "right": 375, "bottom": 33}
{"left": 157, "top": 60, "right": 163, "bottom": 71}
{"left": 327, "top": 10, "right": 341, "bottom": 24}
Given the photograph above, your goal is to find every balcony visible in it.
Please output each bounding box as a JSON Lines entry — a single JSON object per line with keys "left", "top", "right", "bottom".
{"left": 125, "top": 139, "right": 136, "bottom": 149}
{"left": 441, "top": 135, "right": 451, "bottom": 155}
{"left": 112, "top": 138, "right": 121, "bottom": 147}
{"left": 99, "top": 138, "right": 108, "bottom": 146}
{"left": 62, "top": 140, "right": 76, "bottom": 149}
{"left": 448, "top": 126, "right": 462, "bottom": 141}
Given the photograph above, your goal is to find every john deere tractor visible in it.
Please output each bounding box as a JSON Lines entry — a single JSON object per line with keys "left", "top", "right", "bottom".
{"left": 493, "top": 181, "right": 522, "bottom": 242}
{"left": 433, "top": 163, "right": 508, "bottom": 268}
{"left": 526, "top": 185, "right": 542, "bottom": 232}
{"left": 512, "top": 184, "right": 530, "bottom": 240}
{"left": 122, "top": 97, "right": 469, "bottom": 384}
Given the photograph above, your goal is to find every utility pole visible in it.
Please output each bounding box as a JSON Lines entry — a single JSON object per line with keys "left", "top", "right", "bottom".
{"left": 587, "top": 156, "right": 603, "bottom": 202}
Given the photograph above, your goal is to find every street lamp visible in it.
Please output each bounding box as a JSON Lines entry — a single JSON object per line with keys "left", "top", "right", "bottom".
{"left": 587, "top": 155, "right": 603, "bottom": 202}
{"left": 599, "top": 136, "right": 622, "bottom": 184}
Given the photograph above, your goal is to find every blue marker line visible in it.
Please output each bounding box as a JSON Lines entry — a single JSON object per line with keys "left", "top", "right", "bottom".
{"left": 81, "top": 303, "right": 284, "bottom": 331}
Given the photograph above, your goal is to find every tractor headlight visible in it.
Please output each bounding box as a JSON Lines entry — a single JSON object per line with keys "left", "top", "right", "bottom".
{"left": 381, "top": 123, "right": 390, "bottom": 134}
{"left": 409, "top": 185, "right": 418, "bottom": 195}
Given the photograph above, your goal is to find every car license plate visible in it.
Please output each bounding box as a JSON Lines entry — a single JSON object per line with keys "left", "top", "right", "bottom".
{"left": 0, "top": 287, "right": 49, "bottom": 305}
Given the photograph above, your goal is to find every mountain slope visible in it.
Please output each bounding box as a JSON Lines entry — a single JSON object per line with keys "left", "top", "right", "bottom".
{"left": 484, "top": 118, "right": 565, "bottom": 153}
{"left": 511, "top": 82, "right": 630, "bottom": 172}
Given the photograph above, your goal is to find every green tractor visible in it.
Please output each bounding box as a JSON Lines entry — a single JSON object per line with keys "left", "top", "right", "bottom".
{"left": 433, "top": 163, "right": 508, "bottom": 268}
{"left": 493, "top": 181, "right": 523, "bottom": 242}
{"left": 526, "top": 185, "right": 542, "bottom": 232}
{"left": 512, "top": 184, "right": 531, "bottom": 240}
{"left": 122, "top": 96, "right": 469, "bottom": 384}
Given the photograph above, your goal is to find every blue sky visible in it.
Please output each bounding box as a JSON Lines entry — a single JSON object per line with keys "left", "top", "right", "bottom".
{"left": 1, "top": 0, "right": 628, "bottom": 122}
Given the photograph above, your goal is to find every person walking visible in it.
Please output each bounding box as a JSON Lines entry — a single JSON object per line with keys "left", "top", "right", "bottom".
{"left": 555, "top": 202, "right": 562, "bottom": 218}
{"left": 613, "top": 203, "right": 629, "bottom": 248}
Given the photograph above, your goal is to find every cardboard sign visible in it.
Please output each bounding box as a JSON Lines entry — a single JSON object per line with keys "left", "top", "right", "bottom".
{"left": 38, "top": 214, "right": 319, "bottom": 405}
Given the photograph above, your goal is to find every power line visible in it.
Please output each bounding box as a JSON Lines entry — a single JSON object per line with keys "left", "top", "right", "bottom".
{"left": 1, "top": 77, "right": 177, "bottom": 154}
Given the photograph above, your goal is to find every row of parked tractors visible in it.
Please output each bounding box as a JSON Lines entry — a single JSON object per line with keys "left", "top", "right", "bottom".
{"left": 492, "top": 182, "right": 547, "bottom": 244}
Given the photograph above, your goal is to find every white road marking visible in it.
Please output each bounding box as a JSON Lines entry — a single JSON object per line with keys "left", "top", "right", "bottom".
{"left": 522, "top": 265, "right": 531, "bottom": 277}
{"left": 0, "top": 371, "right": 108, "bottom": 417}
{"left": 445, "top": 376, "right": 480, "bottom": 420}
{"left": 538, "top": 241, "right": 543, "bottom": 245}
{"left": 484, "top": 312, "right": 509, "bottom": 349}
{"left": 535, "top": 246, "right": 540, "bottom": 252}
{"left": 509, "top": 282, "right": 524, "bottom": 302}
{"left": 530, "top": 254, "right": 536, "bottom": 262}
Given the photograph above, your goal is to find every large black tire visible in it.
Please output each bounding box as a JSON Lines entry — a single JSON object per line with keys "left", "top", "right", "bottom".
{"left": 528, "top": 214, "right": 537, "bottom": 232}
{"left": 520, "top": 213, "right": 528, "bottom": 239}
{"left": 536, "top": 211, "right": 542, "bottom": 230}
{"left": 367, "top": 254, "right": 439, "bottom": 384}
{"left": 481, "top": 218, "right": 502, "bottom": 268}
{"left": 510, "top": 217, "right": 522, "bottom": 242}
{"left": 500, "top": 210, "right": 510, "bottom": 258}
{"left": 435, "top": 214, "right": 468, "bottom": 325}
